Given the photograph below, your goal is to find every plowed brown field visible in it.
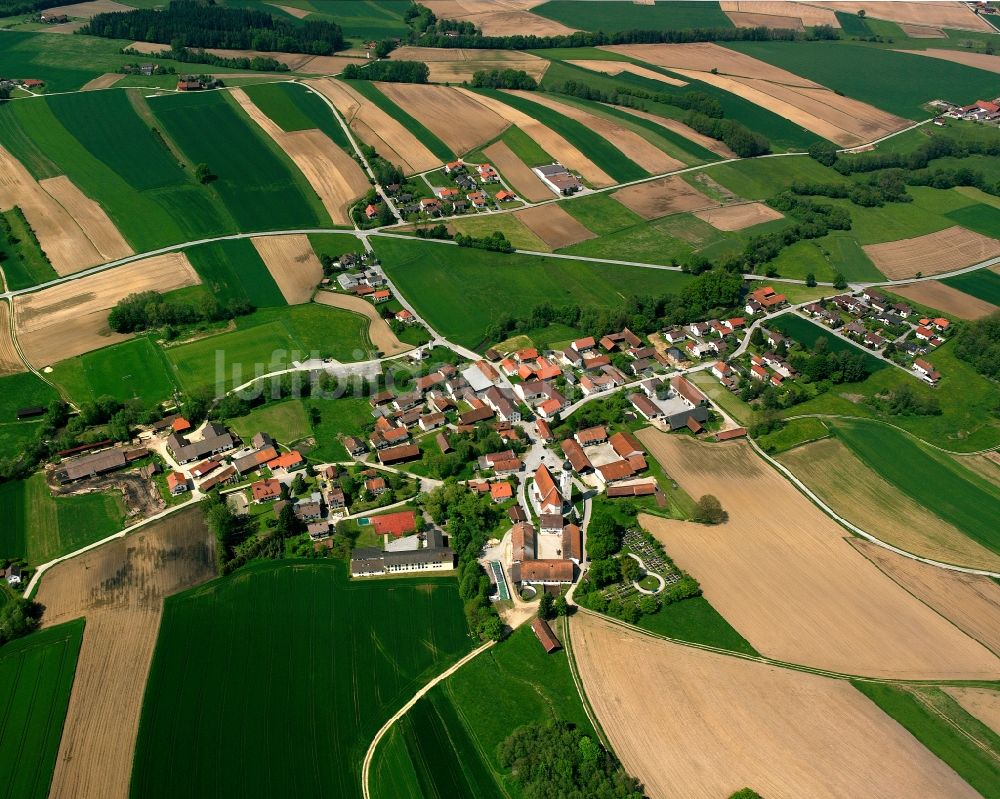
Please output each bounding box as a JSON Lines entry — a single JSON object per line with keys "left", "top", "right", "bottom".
{"left": 943, "top": 687, "right": 1000, "bottom": 734}
{"left": 250, "top": 234, "right": 322, "bottom": 304}
{"left": 421, "top": 0, "right": 577, "bottom": 36}
{"left": 863, "top": 226, "right": 1000, "bottom": 280}
{"left": 899, "top": 23, "right": 946, "bottom": 38}
{"left": 314, "top": 291, "right": 412, "bottom": 357}
{"left": 80, "top": 73, "right": 122, "bottom": 91}
{"left": 0, "top": 301, "right": 24, "bottom": 375}
{"left": 513, "top": 203, "right": 595, "bottom": 249}
{"left": 694, "top": 201, "right": 783, "bottom": 230}
{"left": 611, "top": 105, "right": 736, "bottom": 157}
{"left": 720, "top": 1, "right": 839, "bottom": 27}
{"left": 612, "top": 175, "right": 714, "bottom": 219}
{"left": 40, "top": 175, "right": 133, "bottom": 261}
{"left": 727, "top": 10, "right": 804, "bottom": 30}
{"left": 898, "top": 47, "right": 1000, "bottom": 73}
{"left": 482, "top": 140, "right": 551, "bottom": 201}
{"left": 815, "top": 1, "right": 994, "bottom": 32}
{"left": 635, "top": 430, "right": 1000, "bottom": 678}
{"left": 892, "top": 279, "right": 998, "bottom": 319}
{"left": 572, "top": 612, "right": 980, "bottom": 799}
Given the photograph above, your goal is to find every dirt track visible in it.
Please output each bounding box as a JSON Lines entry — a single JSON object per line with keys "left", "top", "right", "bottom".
{"left": 694, "top": 202, "right": 783, "bottom": 230}
{"left": 892, "top": 279, "right": 998, "bottom": 320}
{"left": 572, "top": 612, "right": 979, "bottom": 799}
{"left": 483, "top": 140, "right": 552, "bottom": 202}
{"left": 612, "top": 175, "right": 714, "bottom": 220}
{"left": 250, "top": 234, "right": 322, "bottom": 305}
{"left": 314, "top": 291, "right": 413, "bottom": 357}
{"left": 863, "top": 226, "right": 1000, "bottom": 280}
{"left": 635, "top": 430, "right": 1000, "bottom": 679}
{"left": 513, "top": 203, "right": 595, "bottom": 249}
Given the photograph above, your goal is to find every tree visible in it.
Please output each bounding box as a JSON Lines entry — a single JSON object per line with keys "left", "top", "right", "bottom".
{"left": 805, "top": 272, "right": 817, "bottom": 287}
{"left": 554, "top": 595, "right": 569, "bottom": 617}
{"left": 0, "top": 597, "right": 41, "bottom": 645}
{"left": 857, "top": 8, "right": 866, "bottom": 17}
{"left": 750, "top": 327, "right": 764, "bottom": 347}
{"left": 194, "top": 163, "right": 212, "bottom": 184}
{"left": 694, "top": 494, "right": 726, "bottom": 525}
{"left": 620, "top": 555, "right": 641, "bottom": 584}
{"left": 807, "top": 140, "right": 838, "bottom": 167}
{"left": 833, "top": 272, "right": 848, "bottom": 290}
{"left": 539, "top": 591, "right": 554, "bottom": 620}
{"left": 291, "top": 473, "right": 306, "bottom": 495}
{"left": 589, "top": 557, "right": 621, "bottom": 587}
{"left": 585, "top": 514, "right": 622, "bottom": 560}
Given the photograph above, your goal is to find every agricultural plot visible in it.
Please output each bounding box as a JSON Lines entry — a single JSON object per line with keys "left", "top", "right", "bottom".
{"left": 14, "top": 252, "right": 200, "bottom": 368}
{"left": 899, "top": 47, "right": 1000, "bottom": 75}
{"left": 374, "top": 236, "right": 693, "bottom": 349}
{"left": 943, "top": 268, "right": 1000, "bottom": 307}
{"left": 863, "top": 226, "right": 1000, "bottom": 280}
{"left": 566, "top": 59, "right": 689, "bottom": 87}
{"left": 694, "top": 201, "right": 783, "bottom": 231}
{"left": 48, "top": 337, "right": 178, "bottom": 407}
{"left": 148, "top": 90, "right": 329, "bottom": 231}
{"left": 537, "top": 0, "right": 733, "bottom": 31}
{"left": 390, "top": 46, "right": 550, "bottom": 84}
{"left": 227, "top": 399, "right": 311, "bottom": 446}
{"left": 250, "top": 234, "right": 324, "bottom": 305}
{"left": 513, "top": 203, "right": 596, "bottom": 249}
{"left": 609, "top": 105, "right": 736, "bottom": 159}
{"left": 816, "top": 1, "right": 995, "bottom": 32}
{"left": 39, "top": 175, "right": 131, "bottom": 262}
{"left": 770, "top": 234, "right": 883, "bottom": 283}
{"left": 131, "top": 560, "right": 472, "bottom": 799}
{"left": 635, "top": 431, "right": 1000, "bottom": 679}
{"left": 944, "top": 688, "right": 1000, "bottom": 735}
{"left": 892, "top": 279, "right": 998, "bottom": 320}
{"left": 779, "top": 437, "right": 1000, "bottom": 571}
{"left": 0, "top": 371, "right": 58, "bottom": 425}
{"left": 344, "top": 80, "right": 455, "bottom": 162}
{"left": 448, "top": 212, "right": 549, "bottom": 251}
{"left": 0, "top": 301, "right": 24, "bottom": 376}
{"left": 0, "top": 620, "right": 84, "bottom": 799}
{"left": 481, "top": 139, "right": 551, "bottom": 202}
{"left": 421, "top": 0, "right": 576, "bottom": 36}
{"left": 559, "top": 191, "right": 645, "bottom": 236}
{"left": 572, "top": 612, "right": 981, "bottom": 799}
{"left": 612, "top": 175, "right": 714, "bottom": 220}
{"left": 313, "top": 291, "right": 413, "bottom": 357}
{"left": 767, "top": 314, "right": 886, "bottom": 371}
{"left": 185, "top": 238, "right": 286, "bottom": 309}
{"left": 241, "top": 81, "right": 354, "bottom": 151}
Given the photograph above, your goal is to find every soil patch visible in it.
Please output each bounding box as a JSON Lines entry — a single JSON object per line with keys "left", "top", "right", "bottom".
{"left": 0, "top": 301, "right": 25, "bottom": 375}
{"left": 80, "top": 73, "right": 122, "bottom": 91}
{"left": 863, "top": 226, "right": 1000, "bottom": 280}
{"left": 635, "top": 429, "right": 1000, "bottom": 679}
{"left": 814, "top": 1, "right": 995, "bottom": 32}
{"left": 483, "top": 139, "right": 551, "bottom": 202}
{"left": 572, "top": 612, "right": 979, "bottom": 799}
{"left": 314, "top": 291, "right": 412, "bottom": 357}
{"left": 942, "top": 687, "right": 1000, "bottom": 735}
{"left": 726, "top": 10, "right": 804, "bottom": 30}
{"left": 899, "top": 23, "right": 947, "bottom": 37}
{"left": 15, "top": 252, "right": 199, "bottom": 367}
{"left": 513, "top": 203, "right": 596, "bottom": 249}
{"left": 694, "top": 201, "right": 783, "bottom": 230}
{"left": 44, "top": 0, "right": 131, "bottom": 17}
{"left": 266, "top": 2, "right": 309, "bottom": 19}
{"left": 892, "top": 279, "right": 998, "bottom": 320}
{"left": 612, "top": 175, "right": 714, "bottom": 220}
{"left": 40, "top": 175, "right": 133, "bottom": 261}
{"left": 250, "top": 234, "right": 322, "bottom": 305}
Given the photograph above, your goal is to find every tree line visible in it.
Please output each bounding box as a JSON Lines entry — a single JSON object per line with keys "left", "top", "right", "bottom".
{"left": 122, "top": 44, "right": 289, "bottom": 73}
{"left": 81, "top": 0, "right": 344, "bottom": 55}
{"left": 684, "top": 110, "right": 770, "bottom": 157}
{"left": 341, "top": 60, "right": 429, "bottom": 83}
{"left": 469, "top": 68, "right": 537, "bottom": 90}
{"left": 455, "top": 231, "right": 514, "bottom": 252}
{"left": 107, "top": 290, "right": 253, "bottom": 334}
{"left": 954, "top": 310, "right": 1000, "bottom": 380}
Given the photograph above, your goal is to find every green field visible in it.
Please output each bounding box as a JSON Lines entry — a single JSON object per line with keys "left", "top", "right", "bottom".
{"left": 942, "top": 269, "right": 1000, "bottom": 306}
{"left": 767, "top": 314, "right": 888, "bottom": 371}
{"left": 756, "top": 416, "right": 830, "bottom": 454}
{"left": 130, "top": 560, "right": 472, "bottom": 798}
{"left": 0, "top": 372, "right": 59, "bottom": 424}
{"left": 228, "top": 399, "right": 312, "bottom": 445}
{"left": 374, "top": 236, "right": 694, "bottom": 349}
{"left": 185, "top": 239, "right": 286, "bottom": 308}
{"left": 345, "top": 80, "right": 454, "bottom": 162}
{"left": 636, "top": 597, "right": 758, "bottom": 655}
{"left": 559, "top": 191, "right": 645, "bottom": 236}
{"left": 946, "top": 202, "right": 1000, "bottom": 238}
{"left": 0, "top": 210, "right": 58, "bottom": 291}
{"left": 48, "top": 337, "right": 179, "bottom": 406}
{"left": 536, "top": 0, "right": 732, "bottom": 31}
{"left": 829, "top": 417, "right": 1000, "bottom": 556}
{"left": 853, "top": 682, "right": 1000, "bottom": 799}
{"left": 278, "top": 0, "right": 412, "bottom": 39}
{"left": 689, "top": 370, "right": 753, "bottom": 425}
{"left": 0, "top": 619, "right": 84, "bottom": 799}
{"left": 450, "top": 213, "right": 549, "bottom": 251}
{"left": 769, "top": 234, "right": 883, "bottom": 283}
{"left": 702, "top": 155, "right": 847, "bottom": 200}
{"left": 835, "top": 10, "right": 873, "bottom": 37}
{"left": 241, "top": 81, "right": 354, "bottom": 151}
{"left": 148, "top": 90, "right": 329, "bottom": 232}
{"left": 0, "top": 473, "right": 126, "bottom": 563}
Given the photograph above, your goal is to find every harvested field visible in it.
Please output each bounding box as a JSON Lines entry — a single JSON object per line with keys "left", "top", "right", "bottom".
{"left": 814, "top": 1, "right": 995, "bottom": 32}
{"left": 267, "top": 2, "right": 309, "bottom": 19}
{"left": 314, "top": 291, "right": 412, "bottom": 357}
{"left": 36, "top": 506, "right": 215, "bottom": 799}
{"left": 720, "top": 1, "right": 839, "bottom": 27}
{"left": 457, "top": 88, "right": 615, "bottom": 187}
{"left": 0, "top": 144, "right": 104, "bottom": 275}
{"left": 79, "top": 73, "right": 122, "bottom": 91}
{"left": 604, "top": 42, "right": 819, "bottom": 84}
{"left": 376, "top": 83, "right": 508, "bottom": 155}
{"left": 572, "top": 612, "right": 979, "bottom": 799}
{"left": 899, "top": 23, "right": 947, "bottom": 38}
{"left": 0, "top": 301, "right": 25, "bottom": 375}
{"left": 505, "top": 89, "right": 685, "bottom": 174}
{"left": 391, "top": 46, "right": 549, "bottom": 84}
{"left": 779, "top": 437, "right": 1000, "bottom": 571}
{"left": 891, "top": 280, "right": 998, "bottom": 320}
{"left": 566, "top": 59, "right": 688, "bottom": 87}
{"left": 863, "top": 226, "right": 1000, "bottom": 280}
{"left": 610, "top": 106, "right": 735, "bottom": 157}
{"left": 694, "top": 201, "right": 783, "bottom": 230}
{"left": 39, "top": 176, "right": 133, "bottom": 262}
{"left": 296, "top": 54, "right": 370, "bottom": 74}
{"left": 482, "top": 140, "right": 551, "bottom": 202}
{"left": 15, "top": 252, "right": 198, "bottom": 367}
{"left": 231, "top": 88, "right": 367, "bottom": 225}
{"left": 851, "top": 539, "right": 1000, "bottom": 657}
{"left": 304, "top": 79, "right": 439, "bottom": 174}
{"left": 611, "top": 175, "right": 714, "bottom": 220}
{"left": 942, "top": 687, "right": 1000, "bottom": 735}
{"left": 635, "top": 430, "right": 1000, "bottom": 678}
{"left": 727, "top": 10, "right": 804, "bottom": 30}
{"left": 421, "top": 0, "right": 576, "bottom": 36}
{"left": 43, "top": 0, "right": 130, "bottom": 17}
{"left": 897, "top": 47, "right": 1000, "bottom": 74}
{"left": 953, "top": 450, "right": 1000, "bottom": 490}
{"left": 127, "top": 42, "right": 364, "bottom": 73}
{"left": 250, "top": 234, "right": 322, "bottom": 305}
{"left": 513, "top": 203, "right": 596, "bottom": 249}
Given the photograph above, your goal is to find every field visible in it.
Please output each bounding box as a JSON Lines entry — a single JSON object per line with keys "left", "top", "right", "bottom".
{"left": 448, "top": 211, "right": 549, "bottom": 251}
{"left": 572, "top": 612, "right": 979, "bottom": 799}
{"left": 755, "top": 415, "right": 829, "bottom": 453}
{"left": 0, "top": 206, "right": 58, "bottom": 291}
{"left": 249, "top": 234, "right": 324, "bottom": 304}
{"left": 694, "top": 201, "right": 784, "bottom": 230}
{"left": 185, "top": 238, "right": 286, "bottom": 308}
{"left": 313, "top": 290, "right": 413, "bottom": 357}
{"left": 38, "top": 175, "right": 132, "bottom": 262}
{"left": 892, "top": 279, "right": 998, "bottom": 319}
{"left": 0, "top": 619, "right": 84, "bottom": 799}
{"left": 14, "top": 252, "right": 200, "bottom": 368}
{"left": 36, "top": 506, "right": 216, "bottom": 799}
{"left": 863, "top": 226, "right": 1000, "bottom": 280}
{"left": 304, "top": 78, "right": 440, "bottom": 174}
{"left": 0, "top": 302, "right": 23, "bottom": 376}
{"left": 131, "top": 559, "right": 472, "bottom": 798}
{"left": 147, "top": 90, "right": 329, "bottom": 231}
{"left": 481, "top": 139, "right": 551, "bottom": 201}
{"left": 537, "top": 0, "right": 733, "bottom": 31}
{"left": 345, "top": 80, "right": 455, "bottom": 163}
{"left": 610, "top": 104, "right": 735, "bottom": 158}
{"left": 635, "top": 595, "right": 758, "bottom": 654}
{"left": 47, "top": 336, "right": 179, "bottom": 407}
{"left": 421, "top": 0, "right": 575, "bottom": 36}
{"left": 819, "top": 1, "right": 995, "bottom": 32}
{"left": 232, "top": 89, "right": 368, "bottom": 226}
{"left": 943, "top": 268, "right": 1000, "bottom": 307}
{"left": 828, "top": 417, "right": 1000, "bottom": 559}
{"left": 779, "top": 436, "right": 1000, "bottom": 570}
{"left": 945, "top": 688, "right": 1000, "bottom": 735}
{"left": 901, "top": 47, "right": 1000, "bottom": 75}
{"left": 635, "top": 431, "right": 1000, "bottom": 679}
{"left": 227, "top": 398, "right": 311, "bottom": 446}
{"left": 303, "top": 395, "right": 373, "bottom": 462}
{"left": 767, "top": 314, "right": 887, "bottom": 370}
{"left": 611, "top": 175, "right": 713, "bottom": 220}
{"left": 163, "top": 304, "right": 373, "bottom": 394}
{"left": 559, "top": 191, "right": 644, "bottom": 236}
{"left": 0, "top": 371, "right": 59, "bottom": 425}
{"left": 513, "top": 203, "right": 596, "bottom": 249}
{"left": 374, "top": 236, "right": 693, "bottom": 349}
{"left": 240, "top": 81, "right": 354, "bottom": 151}
{"left": 389, "top": 46, "right": 549, "bottom": 84}
{"left": 852, "top": 539, "right": 1000, "bottom": 656}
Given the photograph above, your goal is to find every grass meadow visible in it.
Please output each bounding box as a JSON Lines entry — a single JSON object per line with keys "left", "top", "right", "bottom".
{"left": 560, "top": 191, "right": 645, "bottom": 236}
{"left": 536, "top": 0, "right": 732, "bottom": 31}
{"left": 0, "top": 209, "right": 58, "bottom": 290}
{"left": 185, "top": 239, "right": 286, "bottom": 308}
{"left": 946, "top": 202, "right": 1000, "bottom": 238}
{"left": 373, "top": 236, "right": 694, "bottom": 349}
{"left": 0, "top": 619, "right": 84, "bottom": 799}
{"left": 345, "top": 79, "right": 455, "bottom": 162}
{"left": 756, "top": 416, "right": 830, "bottom": 455}
{"left": 767, "top": 315, "right": 888, "bottom": 371}
{"left": 636, "top": 597, "right": 759, "bottom": 655}
{"left": 942, "top": 269, "right": 1000, "bottom": 306}
{"left": 227, "top": 399, "right": 312, "bottom": 445}
{"left": 130, "top": 560, "right": 472, "bottom": 799}
{"left": 0, "top": 372, "right": 59, "bottom": 424}
{"left": 48, "top": 337, "right": 179, "bottom": 406}
{"left": 242, "top": 81, "right": 355, "bottom": 151}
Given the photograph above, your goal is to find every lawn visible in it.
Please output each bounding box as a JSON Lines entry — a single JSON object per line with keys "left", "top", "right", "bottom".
{"left": 374, "top": 236, "right": 694, "bottom": 349}
{"left": 767, "top": 314, "right": 888, "bottom": 371}
{"left": 702, "top": 155, "right": 846, "bottom": 200}
{"left": 305, "top": 395, "right": 373, "bottom": 462}
{"left": 130, "top": 559, "right": 472, "bottom": 799}
{"left": 227, "top": 399, "right": 312, "bottom": 445}
{"left": 48, "top": 337, "right": 179, "bottom": 407}
{"left": 636, "top": 596, "right": 759, "bottom": 655}
{"left": 241, "top": 81, "right": 354, "bottom": 151}
{"left": 535, "top": 0, "right": 733, "bottom": 31}
{"left": 309, "top": 232, "right": 363, "bottom": 262}
{"left": 472, "top": 88, "right": 649, "bottom": 183}
{"left": 829, "top": 417, "right": 1000, "bottom": 556}
{"left": 942, "top": 269, "right": 1000, "bottom": 306}
{"left": 185, "top": 239, "right": 287, "bottom": 308}
{"left": 345, "top": 79, "right": 454, "bottom": 162}
{"left": 756, "top": 416, "right": 829, "bottom": 454}
{"left": 163, "top": 304, "right": 373, "bottom": 394}
{"left": 147, "top": 90, "right": 330, "bottom": 232}
{"left": 0, "top": 372, "right": 59, "bottom": 424}
{"left": 0, "top": 619, "right": 85, "bottom": 799}
{"left": 852, "top": 682, "right": 1000, "bottom": 799}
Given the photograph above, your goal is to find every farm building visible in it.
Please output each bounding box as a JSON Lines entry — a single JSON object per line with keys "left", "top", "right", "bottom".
{"left": 533, "top": 163, "right": 582, "bottom": 196}
{"left": 55, "top": 447, "right": 128, "bottom": 483}
{"left": 167, "top": 423, "right": 235, "bottom": 464}
{"left": 531, "top": 617, "right": 562, "bottom": 653}
{"left": 519, "top": 559, "right": 574, "bottom": 585}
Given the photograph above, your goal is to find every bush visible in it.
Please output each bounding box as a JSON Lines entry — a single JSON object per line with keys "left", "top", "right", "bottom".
{"left": 342, "top": 60, "right": 429, "bottom": 83}
{"left": 693, "top": 494, "right": 726, "bottom": 525}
